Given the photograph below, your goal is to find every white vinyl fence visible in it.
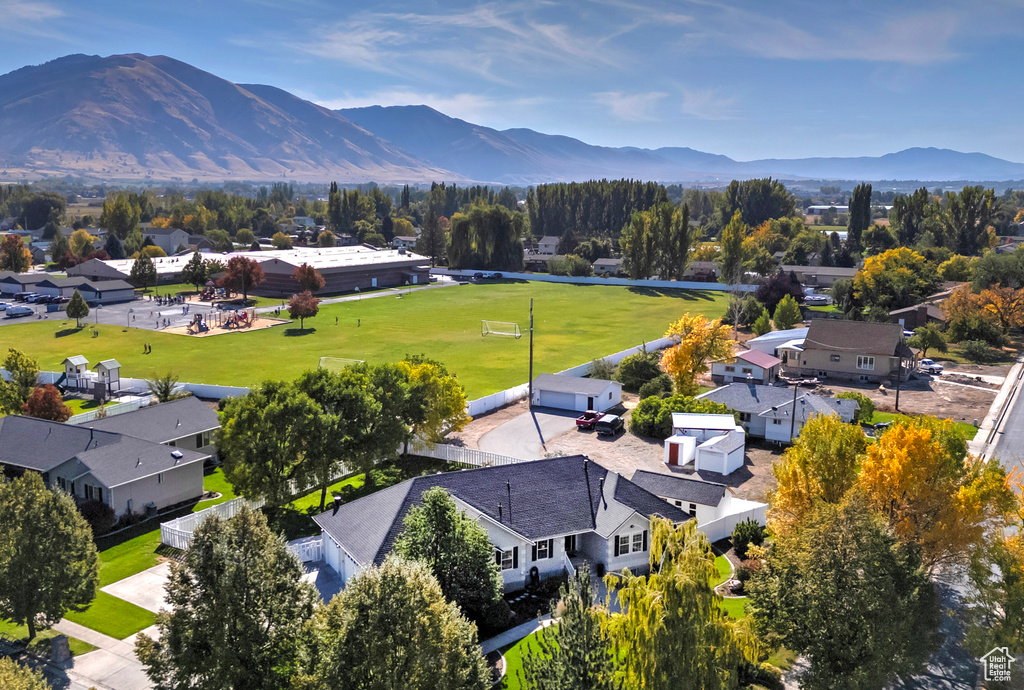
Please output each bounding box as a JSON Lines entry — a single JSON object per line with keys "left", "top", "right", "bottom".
{"left": 160, "top": 497, "right": 265, "bottom": 550}
{"left": 463, "top": 335, "right": 679, "bottom": 417}
{"left": 432, "top": 268, "right": 757, "bottom": 292}
{"left": 413, "top": 443, "right": 522, "bottom": 467}
{"left": 288, "top": 536, "right": 324, "bottom": 563}
{"left": 696, "top": 499, "right": 768, "bottom": 543}
{"left": 66, "top": 398, "right": 148, "bottom": 425}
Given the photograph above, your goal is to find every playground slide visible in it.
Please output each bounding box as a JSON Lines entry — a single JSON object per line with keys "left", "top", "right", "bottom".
{"left": 54, "top": 372, "right": 67, "bottom": 394}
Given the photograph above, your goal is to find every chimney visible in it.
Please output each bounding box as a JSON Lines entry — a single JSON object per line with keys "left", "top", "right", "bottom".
{"left": 332, "top": 495, "right": 341, "bottom": 515}
{"left": 506, "top": 480, "right": 513, "bottom": 524}
{"left": 917, "top": 305, "right": 928, "bottom": 324}
{"left": 498, "top": 503, "right": 503, "bottom": 522}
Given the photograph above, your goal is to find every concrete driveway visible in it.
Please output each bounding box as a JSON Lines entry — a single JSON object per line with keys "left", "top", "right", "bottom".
{"left": 101, "top": 563, "right": 171, "bottom": 613}
{"left": 478, "top": 407, "right": 581, "bottom": 459}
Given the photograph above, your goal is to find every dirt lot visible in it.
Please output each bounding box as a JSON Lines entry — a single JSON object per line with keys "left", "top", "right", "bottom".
{"left": 456, "top": 395, "right": 782, "bottom": 503}
{"left": 816, "top": 377, "right": 996, "bottom": 425}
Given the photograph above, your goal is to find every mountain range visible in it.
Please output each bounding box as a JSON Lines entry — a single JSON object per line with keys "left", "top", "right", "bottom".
{"left": 3, "top": 53, "right": 1023, "bottom": 185}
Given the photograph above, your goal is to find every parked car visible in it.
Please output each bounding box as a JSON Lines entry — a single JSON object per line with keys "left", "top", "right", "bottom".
{"left": 0, "top": 302, "right": 10, "bottom": 311}
{"left": 804, "top": 294, "right": 829, "bottom": 305}
{"left": 919, "top": 358, "right": 944, "bottom": 374}
{"left": 595, "top": 414, "right": 624, "bottom": 437}
{"left": 14, "top": 292, "right": 35, "bottom": 301}
{"left": 576, "top": 410, "right": 602, "bottom": 430}
{"left": 472, "top": 272, "right": 484, "bottom": 280}
{"left": 26, "top": 294, "right": 48, "bottom": 303}
{"left": 6, "top": 305, "right": 33, "bottom": 318}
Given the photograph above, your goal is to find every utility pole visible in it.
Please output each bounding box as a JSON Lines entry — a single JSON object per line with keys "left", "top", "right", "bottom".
{"left": 528, "top": 298, "right": 534, "bottom": 407}
{"left": 789, "top": 378, "right": 799, "bottom": 442}
{"left": 894, "top": 346, "right": 903, "bottom": 412}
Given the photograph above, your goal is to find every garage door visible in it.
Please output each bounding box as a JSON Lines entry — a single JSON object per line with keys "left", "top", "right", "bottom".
{"left": 538, "top": 390, "right": 576, "bottom": 410}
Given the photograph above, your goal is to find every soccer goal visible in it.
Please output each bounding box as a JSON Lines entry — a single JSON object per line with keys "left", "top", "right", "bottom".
{"left": 481, "top": 320, "right": 523, "bottom": 339}
{"left": 318, "top": 357, "right": 365, "bottom": 372}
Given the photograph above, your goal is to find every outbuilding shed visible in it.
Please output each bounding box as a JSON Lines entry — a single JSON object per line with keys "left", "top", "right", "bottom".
{"left": 531, "top": 374, "right": 622, "bottom": 412}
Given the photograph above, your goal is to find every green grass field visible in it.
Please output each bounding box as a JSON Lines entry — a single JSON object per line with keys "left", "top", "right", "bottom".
{"left": 64, "top": 592, "right": 155, "bottom": 639}
{"left": 1, "top": 282, "right": 727, "bottom": 398}
{"left": 0, "top": 620, "right": 97, "bottom": 657}
{"left": 870, "top": 411, "right": 978, "bottom": 439}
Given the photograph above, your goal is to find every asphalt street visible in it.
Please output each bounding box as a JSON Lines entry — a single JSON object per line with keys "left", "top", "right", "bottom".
{"left": 988, "top": 370, "right": 1024, "bottom": 480}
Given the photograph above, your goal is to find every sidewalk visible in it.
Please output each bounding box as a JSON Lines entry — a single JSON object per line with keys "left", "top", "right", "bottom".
{"left": 50, "top": 620, "right": 154, "bottom": 690}
{"left": 480, "top": 615, "right": 553, "bottom": 655}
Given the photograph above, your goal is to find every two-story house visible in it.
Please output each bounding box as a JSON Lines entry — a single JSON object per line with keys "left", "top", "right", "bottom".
{"left": 785, "top": 320, "right": 918, "bottom": 382}
{"left": 313, "top": 455, "right": 689, "bottom": 591}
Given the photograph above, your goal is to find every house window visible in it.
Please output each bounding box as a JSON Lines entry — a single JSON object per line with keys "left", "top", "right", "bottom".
{"left": 85, "top": 485, "right": 103, "bottom": 502}
{"left": 632, "top": 533, "right": 644, "bottom": 552}
{"left": 830, "top": 354, "right": 840, "bottom": 362}
{"left": 57, "top": 477, "right": 68, "bottom": 491}
{"left": 674, "top": 500, "right": 683, "bottom": 507}
{"left": 741, "top": 368, "right": 753, "bottom": 374}
{"left": 564, "top": 535, "right": 577, "bottom": 553}
{"left": 195, "top": 431, "right": 212, "bottom": 447}
{"left": 772, "top": 419, "right": 782, "bottom": 425}
{"left": 724, "top": 365, "right": 735, "bottom": 372}
{"left": 857, "top": 356, "right": 875, "bottom": 370}
{"left": 535, "top": 540, "right": 550, "bottom": 560}
{"left": 688, "top": 503, "right": 697, "bottom": 517}
{"left": 497, "top": 548, "right": 516, "bottom": 570}
{"left": 738, "top": 412, "right": 751, "bottom": 422}
{"left": 617, "top": 535, "right": 630, "bottom": 554}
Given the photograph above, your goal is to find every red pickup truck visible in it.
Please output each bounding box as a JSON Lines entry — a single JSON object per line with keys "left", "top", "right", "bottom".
{"left": 576, "top": 410, "right": 602, "bottom": 430}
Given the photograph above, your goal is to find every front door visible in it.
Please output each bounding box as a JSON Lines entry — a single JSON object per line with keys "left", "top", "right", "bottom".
{"left": 668, "top": 443, "right": 679, "bottom": 465}
{"left": 587, "top": 396, "right": 595, "bottom": 410}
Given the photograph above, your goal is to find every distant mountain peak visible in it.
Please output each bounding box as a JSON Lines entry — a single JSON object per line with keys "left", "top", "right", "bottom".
{"left": 2, "top": 53, "right": 1022, "bottom": 184}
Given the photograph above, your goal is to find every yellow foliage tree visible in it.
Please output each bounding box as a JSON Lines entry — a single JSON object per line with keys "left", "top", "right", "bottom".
{"left": 660, "top": 314, "right": 732, "bottom": 395}
{"left": 137, "top": 245, "right": 167, "bottom": 259}
{"left": 941, "top": 283, "right": 984, "bottom": 323}
{"left": 977, "top": 285, "right": 1024, "bottom": 333}
{"left": 857, "top": 418, "right": 1015, "bottom": 572}
{"left": 68, "top": 229, "right": 98, "bottom": 258}
{"left": 149, "top": 216, "right": 171, "bottom": 228}
{"left": 768, "top": 414, "right": 867, "bottom": 535}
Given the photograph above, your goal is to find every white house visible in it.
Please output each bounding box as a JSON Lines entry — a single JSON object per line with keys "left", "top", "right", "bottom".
{"left": 392, "top": 236, "right": 418, "bottom": 250}
{"left": 630, "top": 470, "right": 767, "bottom": 542}
{"left": 142, "top": 227, "right": 191, "bottom": 254}
{"left": 698, "top": 383, "right": 859, "bottom": 444}
{"left": 531, "top": 374, "right": 622, "bottom": 412}
{"left": 313, "top": 456, "right": 691, "bottom": 591}
{"left": 710, "top": 349, "right": 782, "bottom": 385}
{"left": 86, "top": 395, "right": 220, "bottom": 455}
{"left": 537, "top": 236, "right": 559, "bottom": 255}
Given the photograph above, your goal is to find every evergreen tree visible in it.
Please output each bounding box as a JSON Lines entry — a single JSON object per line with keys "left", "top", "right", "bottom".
{"left": 180, "top": 252, "right": 207, "bottom": 290}
{"left": 521, "top": 565, "right": 620, "bottom": 690}
{"left": 49, "top": 229, "right": 70, "bottom": 265}
{"left": 751, "top": 308, "right": 772, "bottom": 336}
{"left": 103, "top": 233, "right": 126, "bottom": 260}
{"left": 393, "top": 487, "right": 507, "bottom": 628}
{"left": 65, "top": 289, "right": 89, "bottom": 327}
{"left": 135, "top": 507, "right": 317, "bottom": 690}
{"left": 846, "top": 183, "right": 872, "bottom": 253}
{"left": 129, "top": 254, "right": 157, "bottom": 290}
{"left": 0, "top": 473, "right": 99, "bottom": 640}
{"left": 717, "top": 210, "right": 746, "bottom": 284}
{"left": 295, "top": 558, "right": 489, "bottom": 690}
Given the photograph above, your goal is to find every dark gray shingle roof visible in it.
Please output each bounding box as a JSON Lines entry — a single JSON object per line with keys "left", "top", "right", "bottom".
{"left": 85, "top": 397, "right": 219, "bottom": 444}
{"left": 532, "top": 374, "right": 618, "bottom": 396}
{"left": 0, "top": 415, "right": 122, "bottom": 472}
{"left": 74, "top": 436, "right": 207, "bottom": 487}
{"left": 698, "top": 383, "right": 795, "bottom": 414}
{"left": 629, "top": 470, "right": 728, "bottom": 506}
{"left": 314, "top": 455, "right": 689, "bottom": 567}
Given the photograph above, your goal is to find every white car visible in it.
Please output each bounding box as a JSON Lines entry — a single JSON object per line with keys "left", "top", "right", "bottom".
{"left": 919, "top": 358, "right": 944, "bottom": 374}
{"left": 804, "top": 294, "right": 829, "bottom": 305}
{"left": 0, "top": 302, "right": 10, "bottom": 311}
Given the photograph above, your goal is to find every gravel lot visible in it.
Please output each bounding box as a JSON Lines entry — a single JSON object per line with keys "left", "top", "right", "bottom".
{"left": 816, "top": 377, "right": 995, "bottom": 426}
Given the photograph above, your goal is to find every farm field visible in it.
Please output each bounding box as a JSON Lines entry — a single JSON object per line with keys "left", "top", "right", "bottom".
{"left": 0, "top": 282, "right": 727, "bottom": 398}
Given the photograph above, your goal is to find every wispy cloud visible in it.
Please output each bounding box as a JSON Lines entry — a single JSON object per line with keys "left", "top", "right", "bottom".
{"left": 594, "top": 91, "right": 668, "bottom": 122}
{"left": 1, "top": 0, "right": 64, "bottom": 39}
{"left": 680, "top": 88, "right": 738, "bottom": 120}
{"left": 683, "top": 3, "right": 960, "bottom": 65}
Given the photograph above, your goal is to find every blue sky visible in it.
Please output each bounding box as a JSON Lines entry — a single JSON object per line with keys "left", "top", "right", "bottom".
{"left": 3, "top": 0, "right": 1023, "bottom": 161}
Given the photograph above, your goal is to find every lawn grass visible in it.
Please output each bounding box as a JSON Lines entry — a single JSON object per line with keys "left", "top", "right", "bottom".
{"left": 870, "top": 411, "right": 977, "bottom": 439}
{"left": 0, "top": 282, "right": 727, "bottom": 398}
{"left": 268, "top": 473, "right": 367, "bottom": 541}
{"left": 64, "top": 592, "right": 155, "bottom": 639}
{"left": 766, "top": 646, "right": 798, "bottom": 671}
{"left": 63, "top": 397, "right": 117, "bottom": 413}
{"left": 931, "top": 344, "right": 1018, "bottom": 366}
{"left": 502, "top": 624, "right": 558, "bottom": 690}
{"left": 719, "top": 596, "right": 748, "bottom": 620}
{"left": 711, "top": 555, "right": 732, "bottom": 589}
{"left": 0, "top": 620, "right": 97, "bottom": 656}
